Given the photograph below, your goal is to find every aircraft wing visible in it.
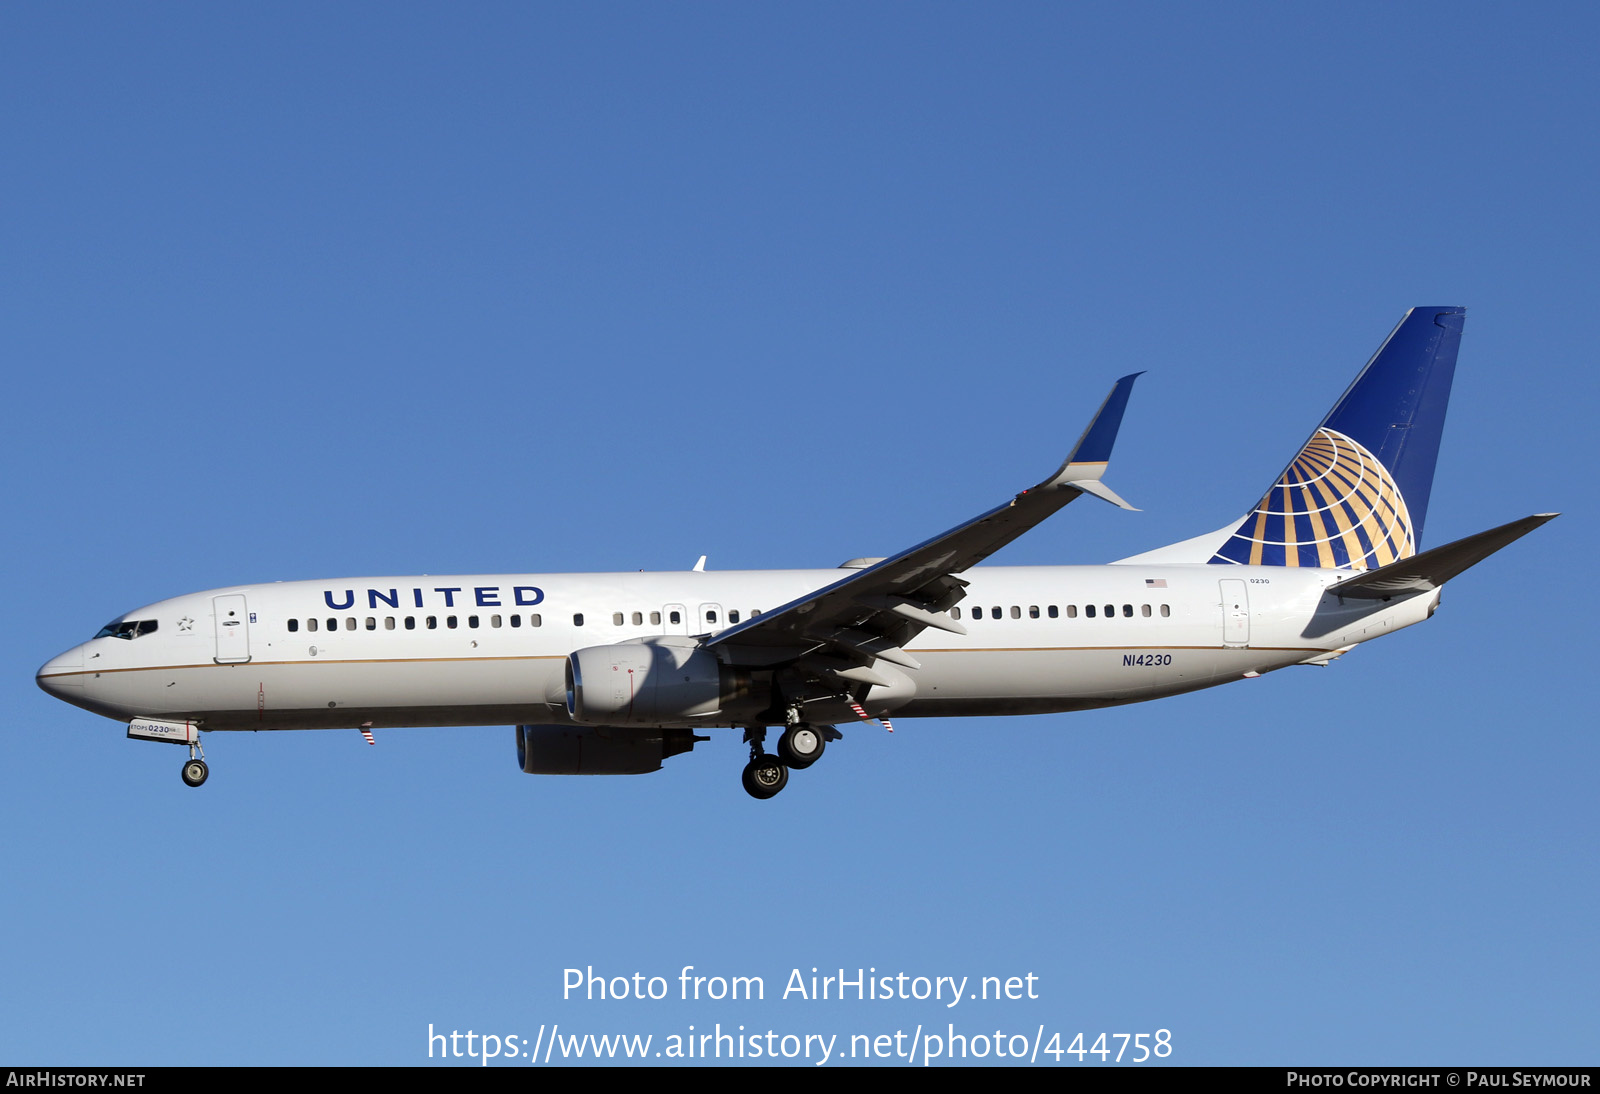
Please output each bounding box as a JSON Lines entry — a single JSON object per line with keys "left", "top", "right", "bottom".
{"left": 1328, "top": 513, "right": 1558, "bottom": 600}
{"left": 706, "top": 375, "right": 1141, "bottom": 685}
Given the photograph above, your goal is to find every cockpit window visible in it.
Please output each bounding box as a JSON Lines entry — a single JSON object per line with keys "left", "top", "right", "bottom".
{"left": 94, "top": 618, "right": 159, "bottom": 640}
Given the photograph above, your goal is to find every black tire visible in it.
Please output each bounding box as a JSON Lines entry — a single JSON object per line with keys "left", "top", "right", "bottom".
{"left": 741, "top": 755, "right": 788, "bottom": 799}
{"left": 778, "top": 724, "right": 825, "bottom": 770}
{"left": 181, "top": 759, "right": 209, "bottom": 788}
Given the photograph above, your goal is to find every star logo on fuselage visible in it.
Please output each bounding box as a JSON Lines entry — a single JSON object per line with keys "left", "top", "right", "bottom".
{"left": 177, "top": 616, "right": 194, "bottom": 631}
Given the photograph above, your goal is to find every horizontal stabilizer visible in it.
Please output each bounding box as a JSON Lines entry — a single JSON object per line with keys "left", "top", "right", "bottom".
{"left": 1328, "top": 513, "right": 1557, "bottom": 600}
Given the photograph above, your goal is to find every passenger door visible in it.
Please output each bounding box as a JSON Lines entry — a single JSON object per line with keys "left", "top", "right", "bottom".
{"left": 213, "top": 594, "right": 252, "bottom": 663}
{"left": 1219, "top": 580, "right": 1250, "bottom": 648}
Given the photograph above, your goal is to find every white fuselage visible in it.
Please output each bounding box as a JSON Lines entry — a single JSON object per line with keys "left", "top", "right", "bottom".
{"left": 37, "top": 563, "right": 1439, "bottom": 734}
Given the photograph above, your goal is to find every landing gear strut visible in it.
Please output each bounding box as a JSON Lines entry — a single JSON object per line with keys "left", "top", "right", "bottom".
{"left": 180, "top": 740, "right": 208, "bottom": 788}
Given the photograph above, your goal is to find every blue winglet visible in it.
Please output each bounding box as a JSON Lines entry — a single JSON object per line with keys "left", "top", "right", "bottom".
{"left": 1037, "top": 372, "right": 1142, "bottom": 508}
{"left": 1065, "top": 372, "right": 1143, "bottom": 466}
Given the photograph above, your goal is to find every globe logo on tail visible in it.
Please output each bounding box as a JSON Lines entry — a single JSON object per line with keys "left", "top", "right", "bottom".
{"left": 1210, "top": 428, "right": 1414, "bottom": 569}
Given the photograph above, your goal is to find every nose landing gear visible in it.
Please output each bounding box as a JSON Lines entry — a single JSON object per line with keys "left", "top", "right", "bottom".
{"left": 180, "top": 740, "right": 208, "bottom": 787}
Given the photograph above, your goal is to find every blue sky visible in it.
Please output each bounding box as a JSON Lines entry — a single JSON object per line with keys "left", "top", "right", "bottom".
{"left": 3, "top": 2, "right": 1595, "bottom": 1066}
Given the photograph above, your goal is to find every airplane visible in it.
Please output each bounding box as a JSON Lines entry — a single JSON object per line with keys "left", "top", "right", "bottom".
{"left": 36, "top": 307, "right": 1556, "bottom": 799}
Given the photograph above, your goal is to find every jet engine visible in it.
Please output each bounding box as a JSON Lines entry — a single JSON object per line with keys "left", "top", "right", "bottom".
{"left": 565, "top": 636, "right": 762, "bottom": 726}
{"left": 516, "top": 723, "right": 703, "bottom": 775}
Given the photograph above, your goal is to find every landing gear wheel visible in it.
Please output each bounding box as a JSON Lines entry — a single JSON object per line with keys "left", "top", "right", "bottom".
{"left": 741, "top": 754, "right": 789, "bottom": 800}
{"left": 181, "top": 758, "right": 209, "bottom": 788}
{"left": 778, "top": 724, "right": 825, "bottom": 770}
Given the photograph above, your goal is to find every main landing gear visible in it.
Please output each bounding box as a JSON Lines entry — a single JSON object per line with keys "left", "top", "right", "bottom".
{"left": 180, "top": 740, "right": 209, "bottom": 788}
{"left": 740, "top": 720, "right": 835, "bottom": 800}
{"left": 741, "top": 750, "right": 788, "bottom": 799}
{"left": 778, "top": 723, "right": 825, "bottom": 769}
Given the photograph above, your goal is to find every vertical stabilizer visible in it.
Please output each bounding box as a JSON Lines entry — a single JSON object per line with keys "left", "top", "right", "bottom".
{"left": 1208, "top": 307, "right": 1464, "bottom": 568}
{"left": 1117, "top": 308, "right": 1466, "bottom": 569}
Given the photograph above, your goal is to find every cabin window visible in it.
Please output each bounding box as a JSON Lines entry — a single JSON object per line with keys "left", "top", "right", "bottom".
{"left": 1160, "top": 604, "right": 1171, "bottom": 617}
{"left": 509, "top": 614, "right": 521, "bottom": 628}
{"left": 327, "top": 618, "right": 337, "bottom": 631}
{"left": 490, "top": 614, "right": 502, "bottom": 628}
{"left": 1141, "top": 604, "right": 1151, "bottom": 617}
{"left": 613, "top": 613, "right": 624, "bottom": 626}
{"left": 385, "top": 617, "right": 396, "bottom": 630}
{"left": 669, "top": 610, "right": 681, "bottom": 625}
{"left": 1048, "top": 605, "right": 1059, "bottom": 618}
{"left": 426, "top": 616, "right": 437, "bottom": 629}
{"left": 1010, "top": 605, "right": 1021, "bottom": 619}
{"left": 1104, "top": 604, "right": 1114, "bottom": 618}
{"left": 1085, "top": 605, "right": 1096, "bottom": 618}
{"left": 950, "top": 607, "right": 962, "bottom": 620}
{"left": 345, "top": 618, "right": 357, "bottom": 631}
{"left": 468, "top": 615, "right": 479, "bottom": 628}
{"left": 405, "top": 617, "right": 416, "bottom": 630}
{"left": 288, "top": 619, "right": 299, "bottom": 633}
{"left": 650, "top": 611, "right": 661, "bottom": 625}
{"left": 530, "top": 614, "right": 542, "bottom": 627}
{"left": 1029, "top": 605, "right": 1040, "bottom": 619}
{"left": 706, "top": 610, "right": 718, "bottom": 624}
{"left": 632, "top": 611, "right": 643, "bottom": 625}
{"left": 1122, "top": 604, "right": 1133, "bottom": 617}
{"left": 573, "top": 613, "right": 584, "bottom": 627}
{"left": 729, "top": 610, "right": 740, "bottom": 624}
{"left": 447, "top": 616, "right": 458, "bottom": 629}
{"left": 365, "top": 617, "right": 376, "bottom": 630}
{"left": 306, "top": 618, "right": 318, "bottom": 632}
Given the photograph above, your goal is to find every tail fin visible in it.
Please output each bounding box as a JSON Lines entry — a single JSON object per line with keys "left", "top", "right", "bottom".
{"left": 1121, "top": 307, "right": 1466, "bottom": 569}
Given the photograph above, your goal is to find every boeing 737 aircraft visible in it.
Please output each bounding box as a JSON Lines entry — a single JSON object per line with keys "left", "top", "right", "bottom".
{"left": 37, "top": 308, "right": 1554, "bottom": 798}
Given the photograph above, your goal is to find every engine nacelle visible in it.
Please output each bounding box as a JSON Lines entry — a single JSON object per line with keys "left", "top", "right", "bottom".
{"left": 516, "top": 723, "right": 702, "bottom": 775}
{"left": 565, "top": 637, "right": 759, "bottom": 726}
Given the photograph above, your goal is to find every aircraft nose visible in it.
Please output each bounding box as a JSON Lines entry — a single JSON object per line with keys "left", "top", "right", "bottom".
{"left": 37, "top": 646, "right": 86, "bottom": 697}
